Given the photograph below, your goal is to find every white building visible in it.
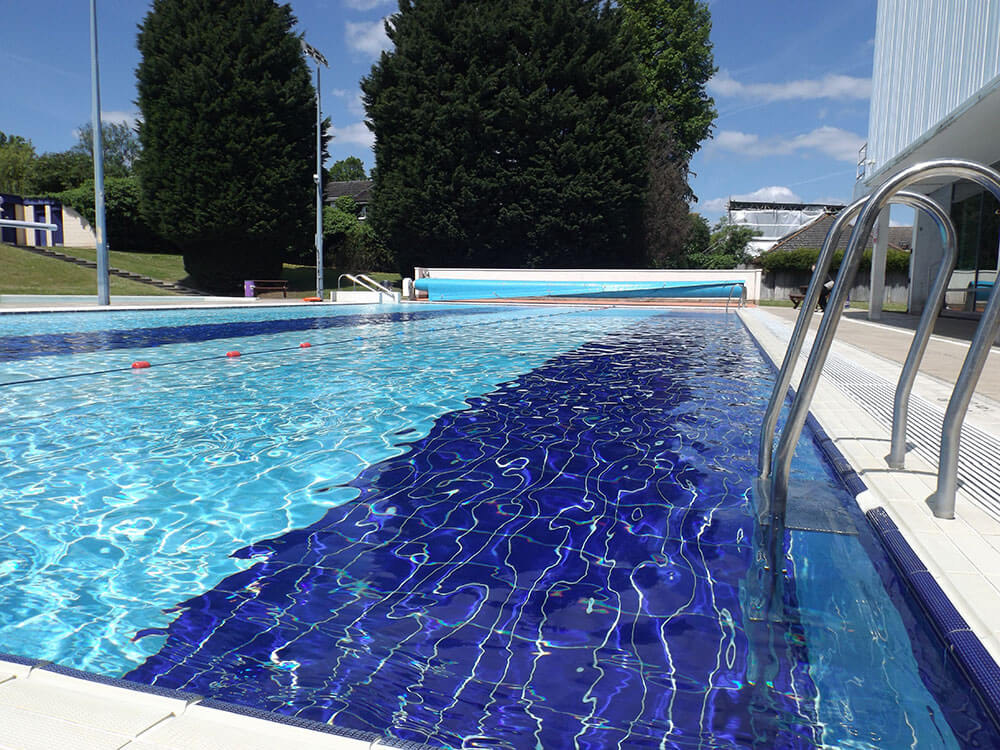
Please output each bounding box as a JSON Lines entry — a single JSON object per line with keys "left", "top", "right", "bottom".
{"left": 727, "top": 201, "right": 846, "bottom": 256}
{"left": 856, "top": 0, "right": 1000, "bottom": 317}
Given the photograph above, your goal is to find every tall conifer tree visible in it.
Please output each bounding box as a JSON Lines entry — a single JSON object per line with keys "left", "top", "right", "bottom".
{"left": 136, "top": 0, "right": 314, "bottom": 291}
{"left": 363, "top": 0, "right": 648, "bottom": 273}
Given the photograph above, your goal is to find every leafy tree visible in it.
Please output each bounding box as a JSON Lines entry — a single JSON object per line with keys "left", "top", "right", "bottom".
{"left": 363, "top": 0, "right": 648, "bottom": 273}
{"left": 29, "top": 150, "right": 93, "bottom": 194}
{"left": 0, "top": 132, "right": 31, "bottom": 149}
{"left": 321, "top": 197, "right": 391, "bottom": 271}
{"left": 642, "top": 117, "right": 692, "bottom": 267}
{"left": 682, "top": 212, "right": 710, "bottom": 259}
{"left": 73, "top": 121, "right": 141, "bottom": 178}
{"left": 0, "top": 133, "right": 36, "bottom": 195}
{"left": 136, "top": 0, "right": 315, "bottom": 292}
{"left": 328, "top": 156, "right": 366, "bottom": 182}
{"left": 56, "top": 176, "right": 170, "bottom": 251}
{"left": 686, "top": 216, "right": 756, "bottom": 268}
{"left": 619, "top": 0, "right": 716, "bottom": 159}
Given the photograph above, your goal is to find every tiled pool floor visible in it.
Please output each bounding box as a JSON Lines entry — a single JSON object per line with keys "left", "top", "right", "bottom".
{"left": 3, "top": 302, "right": 1000, "bottom": 748}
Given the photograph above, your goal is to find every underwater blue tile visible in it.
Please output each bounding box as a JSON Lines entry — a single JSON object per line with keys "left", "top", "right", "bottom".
{"left": 945, "top": 630, "right": 1000, "bottom": 723}
{"left": 908, "top": 571, "right": 971, "bottom": 634}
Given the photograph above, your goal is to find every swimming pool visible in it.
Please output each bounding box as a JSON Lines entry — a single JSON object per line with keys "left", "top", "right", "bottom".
{"left": 0, "top": 303, "right": 996, "bottom": 748}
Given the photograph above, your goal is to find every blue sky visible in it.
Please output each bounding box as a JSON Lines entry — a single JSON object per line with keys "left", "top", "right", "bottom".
{"left": 3, "top": 0, "right": 876, "bottom": 225}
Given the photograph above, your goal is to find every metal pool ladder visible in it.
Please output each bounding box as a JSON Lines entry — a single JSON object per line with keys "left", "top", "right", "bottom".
{"left": 757, "top": 158, "right": 1000, "bottom": 521}
{"left": 336, "top": 273, "right": 400, "bottom": 302}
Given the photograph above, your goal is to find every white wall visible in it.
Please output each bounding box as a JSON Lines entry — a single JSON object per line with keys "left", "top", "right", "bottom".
{"left": 60, "top": 205, "right": 97, "bottom": 247}
{"left": 413, "top": 267, "right": 763, "bottom": 302}
{"left": 865, "top": 0, "right": 1000, "bottom": 181}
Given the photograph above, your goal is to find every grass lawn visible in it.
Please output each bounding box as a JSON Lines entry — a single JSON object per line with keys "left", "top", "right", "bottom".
{"left": 5, "top": 243, "right": 402, "bottom": 297}
{"left": 759, "top": 298, "right": 908, "bottom": 313}
{"left": 0, "top": 244, "right": 174, "bottom": 296}
{"left": 60, "top": 247, "right": 190, "bottom": 285}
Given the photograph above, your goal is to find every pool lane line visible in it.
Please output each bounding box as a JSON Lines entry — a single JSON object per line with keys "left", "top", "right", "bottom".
{"left": 0, "top": 306, "right": 616, "bottom": 389}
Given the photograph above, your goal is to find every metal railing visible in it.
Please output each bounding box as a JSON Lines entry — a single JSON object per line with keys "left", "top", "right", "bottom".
{"left": 725, "top": 282, "right": 747, "bottom": 312}
{"left": 0, "top": 219, "right": 58, "bottom": 231}
{"left": 336, "top": 273, "right": 398, "bottom": 302}
{"left": 758, "top": 158, "right": 1000, "bottom": 520}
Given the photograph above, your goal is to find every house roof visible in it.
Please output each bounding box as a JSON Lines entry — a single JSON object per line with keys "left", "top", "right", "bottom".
{"left": 325, "top": 179, "right": 373, "bottom": 204}
{"left": 767, "top": 210, "right": 912, "bottom": 254}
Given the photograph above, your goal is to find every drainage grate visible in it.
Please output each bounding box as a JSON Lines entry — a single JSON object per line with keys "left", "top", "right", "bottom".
{"left": 756, "top": 305, "right": 1000, "bottom": 522}
{"left": 820, "top": 353, "right": 1000, "bottom": 520}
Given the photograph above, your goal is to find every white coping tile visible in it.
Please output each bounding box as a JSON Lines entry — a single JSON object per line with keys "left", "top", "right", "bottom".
{"left": 129, "top": 704, "right": 374, "bottom": 750}
{"left": 0, "top": 703, "right": 128, "bottom": 750}
{"left": 0, "top": 671, "right": 182, "bottom": 738}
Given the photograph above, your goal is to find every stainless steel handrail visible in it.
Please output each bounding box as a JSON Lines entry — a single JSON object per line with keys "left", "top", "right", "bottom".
{"left": 724, "top": 282, "right": 746, "bottom": 313}
{"left": 336, "top": 273, "right": 396, "bottom": 299}
{"left": 931, "top": 266, "right": 1000, "bottom": 518}
{"left": 758, "top": 191, "right": 957, "bottom": 479}
{"left": 757, "top": 194, "right": 867, "bottom": 479}
{"left": 768, "top": 159, "right": 1000, "bottom": 517}
{"left": 886, "top": 198, "right": 958, "bottom": 469}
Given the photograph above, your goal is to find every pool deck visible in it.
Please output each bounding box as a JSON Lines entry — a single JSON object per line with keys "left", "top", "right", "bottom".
{"left": 741, "top": 306, "right": 1000, "bottom": 667}
{"left": 3, "top": 298, "right": 1000, "bottom": 747}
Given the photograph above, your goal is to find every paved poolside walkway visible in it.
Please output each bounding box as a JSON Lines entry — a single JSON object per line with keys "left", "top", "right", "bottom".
{"left": 742, "top": 306, "right": 1000, "bottom": 666}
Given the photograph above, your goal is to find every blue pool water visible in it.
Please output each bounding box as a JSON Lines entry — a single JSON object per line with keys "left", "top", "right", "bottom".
{"left": 0, "top": 303, "right": 996, "bottom": 748}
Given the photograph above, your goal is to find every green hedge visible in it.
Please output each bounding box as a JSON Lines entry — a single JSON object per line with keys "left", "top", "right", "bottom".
{"left": 756, "top": 246, "right": 911, "bottom": 274}
{"left": 52, "top": 176, "right": 171, "bottom": 252}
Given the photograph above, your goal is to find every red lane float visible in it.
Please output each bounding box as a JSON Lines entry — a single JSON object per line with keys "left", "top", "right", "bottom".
{"left": 131, "top": 361, "right": 151, "bottom": 369}
{"left": 226, "top": 351, "right": 241, "bottom": 358}
{"left": 299, "top": 342, "right": 311, "bottom": 348}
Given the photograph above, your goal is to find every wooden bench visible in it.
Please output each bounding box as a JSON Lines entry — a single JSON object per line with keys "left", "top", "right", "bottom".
{"left": 245, "top": 279, "right": 288, "bottom": 298}
{"left": 789, "top": 293, "right": 806, "bottom": 309}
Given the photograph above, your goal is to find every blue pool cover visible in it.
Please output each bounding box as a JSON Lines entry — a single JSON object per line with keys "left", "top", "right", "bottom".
{"left": 414, "top": 277, "right": 745, "bottom": 301}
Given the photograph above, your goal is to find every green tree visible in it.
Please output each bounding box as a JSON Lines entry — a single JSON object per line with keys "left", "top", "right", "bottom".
{"left": 686, "top": 216, "right": 756, "bottom": 269}
{"left": 0, "top": 133, "right": 36, "bottom": 195}
{"left": 321, "top": 197, "right": 391, "bottom": 271}
{"left": 136, "top": 0, "right": 315, "bottom": 292}
{"left": 29, "top": 150, "right": 93, "bottom": 194}
{"left": 643, "top": 117, "right": 693, "bottom": 267}
{"left": 73, "top": 121, "right": 141, "bottom": 178}
{"left": 57, "top": 176, "right": 169, "bottom": 251}
{"left": 619, "top": 0, "right": 716, "bottom": 159}
{"left": 682, "top": 212, "right": 710, "bottom": 260}
{"left": 327, "top": 156, "right": 366, "bottom": 181}
{"left": 363, "top": 0, "right": 648, "bottom": 273}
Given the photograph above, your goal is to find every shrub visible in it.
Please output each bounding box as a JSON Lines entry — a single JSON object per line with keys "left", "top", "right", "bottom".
{"left": 757, "top": 245, "right": 910, "bottom": 274}
{"left": 54, "top": 176, "right": 171, "bottom": 252}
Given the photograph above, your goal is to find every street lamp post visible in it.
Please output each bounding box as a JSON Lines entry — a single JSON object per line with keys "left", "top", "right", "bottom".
{"left": 90, "top": 0, "right": 110, "bottom": 305}
{"left": 302, "top": 40, "right": 328, "bottom": 300}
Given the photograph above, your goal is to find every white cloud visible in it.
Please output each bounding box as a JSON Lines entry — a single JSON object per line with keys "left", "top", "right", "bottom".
{"left": 101, "top": 111, "right": 140, "bottom": 129}
{"left": 709, "top": 70, "right": 871, "bottom": 102}
{"left": 345, "top": 17, "right": 392, "bottom": 57}
{"left": 329, "top": 121, "right": 374, "bottom": 148}
{"left": 710, "top": 126, "right": 864, "bottom": 163}
{"left": 699, "top": 186, "right": 802, "bottom": 213}
{"left": 343, "top": 0, "right": 394, "bottom": 8}
{"left": 787, "top": 126, "right": 865, "bottom": 162}
{"left": 331, "top": 88, "right": 366, "bottom": 117}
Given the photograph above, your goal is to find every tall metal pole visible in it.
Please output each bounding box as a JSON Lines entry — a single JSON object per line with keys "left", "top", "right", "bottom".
{"left": 315, "top": 63, "right": 324, "bottom": 299}
{"left": 90, "top": 0, "right": 110, "bottom": 305}
{"left": 302, "top": 39, "right": 328, "bottom": 300}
